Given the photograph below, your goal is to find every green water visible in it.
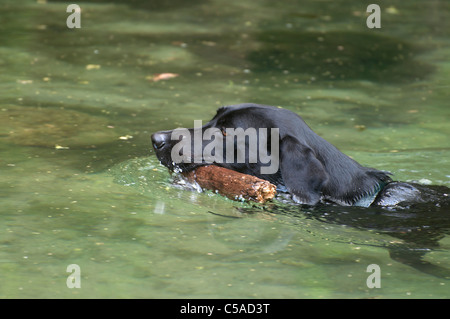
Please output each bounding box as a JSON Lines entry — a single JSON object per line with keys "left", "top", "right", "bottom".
{"left": 1, "top": 0, "right": 449, "bottom": 298}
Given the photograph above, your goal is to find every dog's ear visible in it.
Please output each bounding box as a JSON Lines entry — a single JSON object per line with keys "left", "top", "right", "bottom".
{"left": 279, "top": 136, "right": 328, "bottom": 205}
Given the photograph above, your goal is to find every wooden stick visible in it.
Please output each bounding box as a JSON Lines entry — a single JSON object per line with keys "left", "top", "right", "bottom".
{"left": 182, "top": 165, "right": 276, "bottom": 203}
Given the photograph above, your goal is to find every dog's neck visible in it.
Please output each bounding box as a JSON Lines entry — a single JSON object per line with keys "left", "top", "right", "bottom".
{"left": 307, "top": 134, "right": 391, "bottom": 206}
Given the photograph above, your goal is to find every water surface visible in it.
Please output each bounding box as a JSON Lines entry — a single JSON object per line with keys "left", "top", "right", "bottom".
{"left": 1, "top": 0, "right": 449, "bottom": 298}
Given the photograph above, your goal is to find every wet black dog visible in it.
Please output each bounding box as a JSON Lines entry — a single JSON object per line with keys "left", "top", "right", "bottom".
{"left": 152, "top": 103, "right": 450, "bottom": 277}
{"left": 152, "top": 103, "right": 448, "bottom": 207}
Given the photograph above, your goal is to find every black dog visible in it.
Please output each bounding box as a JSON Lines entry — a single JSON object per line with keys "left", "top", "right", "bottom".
{"left": 152, "top": 103, "right": 448, "bottom": 207}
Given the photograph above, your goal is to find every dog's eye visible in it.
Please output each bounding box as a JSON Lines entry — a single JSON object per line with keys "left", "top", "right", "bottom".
{"left": 220, "top": 127, "right": 227, "bottom": 136}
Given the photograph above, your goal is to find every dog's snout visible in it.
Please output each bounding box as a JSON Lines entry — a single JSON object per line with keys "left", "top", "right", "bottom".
{"left": 151, "top": 132, "right": 169, "bottom": 150}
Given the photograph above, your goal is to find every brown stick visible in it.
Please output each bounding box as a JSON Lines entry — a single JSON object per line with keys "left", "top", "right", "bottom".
{"left": 182, "top": 165, "right": 276, "bottom": 203}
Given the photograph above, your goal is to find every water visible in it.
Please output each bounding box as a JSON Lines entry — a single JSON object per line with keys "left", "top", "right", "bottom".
{"left": 1, "top": 0, "right": 449, "bottom": 298}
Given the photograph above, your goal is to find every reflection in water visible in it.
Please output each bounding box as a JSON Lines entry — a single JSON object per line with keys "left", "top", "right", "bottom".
{"left": 248, "top": 31, "right": 434, "bottom": 83}
{"left": 245, "top": 191, "right": 450, "bottom": 279}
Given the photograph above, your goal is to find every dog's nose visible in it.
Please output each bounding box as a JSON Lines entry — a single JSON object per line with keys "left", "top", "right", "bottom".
{"left": 151, "top": 132, "right": 168, "bottom": 150}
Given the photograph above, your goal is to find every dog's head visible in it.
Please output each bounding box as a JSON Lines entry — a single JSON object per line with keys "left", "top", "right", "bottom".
{"left": 151, "top": 103, "right": 391, "bottom": 205}
{"left": 151, "top": 104, "right": 282, "bottom": 179}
